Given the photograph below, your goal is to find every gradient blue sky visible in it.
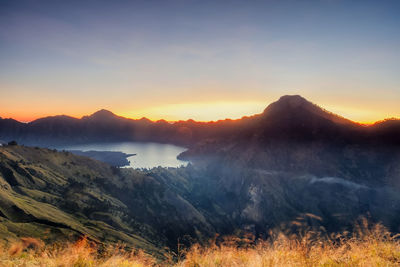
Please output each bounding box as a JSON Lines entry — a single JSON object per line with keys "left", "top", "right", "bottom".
{"left": 0, "top": 0, "right": 399, "bottom": 122}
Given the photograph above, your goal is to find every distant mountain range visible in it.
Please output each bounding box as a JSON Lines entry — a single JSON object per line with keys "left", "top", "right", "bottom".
{"left": 0, "top": 107, "right": 246, "bottom": 148}
{"left": 1, "top": 95, "right": 399, "bottom": 149}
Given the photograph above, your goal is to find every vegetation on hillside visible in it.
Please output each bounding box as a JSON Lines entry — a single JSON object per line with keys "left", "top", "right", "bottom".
{"left": 0, "top": 145, "right": 215, "bottom": 256}
{"left": 2, "top": 144, "right": 400, "bottom": 262}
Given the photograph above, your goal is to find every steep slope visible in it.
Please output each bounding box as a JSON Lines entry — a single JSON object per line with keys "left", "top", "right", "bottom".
{"left": 144, "top": 162, "right": 400, "bottom": 237}
{"left": 0, "top": 145, "right": 214, "bottom": 254}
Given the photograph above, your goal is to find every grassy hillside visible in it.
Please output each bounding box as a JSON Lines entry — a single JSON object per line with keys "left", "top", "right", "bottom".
{"left": 0, "top": 145, "right": 214, "bottom": 258}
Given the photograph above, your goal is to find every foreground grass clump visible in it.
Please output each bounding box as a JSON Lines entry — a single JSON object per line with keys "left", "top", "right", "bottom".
{"left": 179, "top": 223, "right": 400, "bottom": 267}
{"left": 0, "top": 236, "right": 157, "bottom": 267}
{"left": 1, "top": 223, "right": 400, "bottom": 266}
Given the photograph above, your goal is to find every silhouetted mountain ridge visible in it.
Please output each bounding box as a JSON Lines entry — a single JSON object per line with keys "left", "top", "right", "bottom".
{"left": 0, "top": 95, "right": 399, "bottom": 148}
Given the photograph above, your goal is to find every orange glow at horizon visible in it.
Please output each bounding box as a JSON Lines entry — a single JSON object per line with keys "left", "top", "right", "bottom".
{"left": 2, "top": 101, "right": 398, "bottom": 125}
{"left": 121, "top": 101, "right": 268, "bottom": 122}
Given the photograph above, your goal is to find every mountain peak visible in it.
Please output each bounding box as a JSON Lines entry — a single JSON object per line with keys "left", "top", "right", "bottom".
{"left": 263, "top": 95, "right": 354, "bottom": 125}
{"left": 277, "top": 94, "right": 308, "bottom": 105}
{"left": 80, "top": 109, "right": 121, "bottom": 122}
{"left": 88, "top": 109, "right": 117, "bottom": 119}
{"left": 263, "top": 95, "right": 314, "bottom": 114}
{"left": 264, "top": 94, "right": 309, "bottom": 110}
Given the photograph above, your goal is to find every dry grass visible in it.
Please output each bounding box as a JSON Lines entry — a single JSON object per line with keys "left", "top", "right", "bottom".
{"left": 0, "top": 236, "right": 157, "bottom": 267}
{"left": 1, "top": 222, "right": 400, "bottom": 267}
{"left": 178, "top": 222, "right": 400, "bottom": 267}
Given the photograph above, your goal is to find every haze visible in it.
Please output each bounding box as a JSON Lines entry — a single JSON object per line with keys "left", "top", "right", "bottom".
{"left": 0, "top": 0, "right": 399, "bottom": 123}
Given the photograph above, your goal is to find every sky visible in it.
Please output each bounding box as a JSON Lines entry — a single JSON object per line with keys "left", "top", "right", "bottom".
{"left": 0, "top": 0, "right": 399, "bottom": 123}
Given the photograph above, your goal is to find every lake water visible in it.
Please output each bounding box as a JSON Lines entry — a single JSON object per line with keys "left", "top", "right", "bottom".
{"left": 62, "top": 142, "right": 188, "bottom": 169}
